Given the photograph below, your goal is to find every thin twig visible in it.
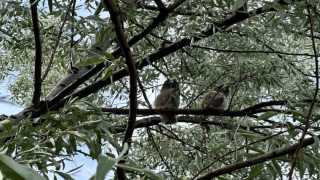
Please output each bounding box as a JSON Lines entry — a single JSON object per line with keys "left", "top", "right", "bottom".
{"left": 69, "top": 0, "right": 77, "bottom": 68}
{"left": 184, "top": 70, "right": 228, "bottom": 108}
{"left": 192, "top": 45, "right": 315, "bottom": 57}
{"left": 42, "top": 0, "right": 74, "bottom": 81}
{"left": 137, "top": 3, "right": 213, "bottom": 17}
{"left": 155, "top": 125, "right": 207, "bottom": 153}
{"left": 182, "top": 49, "right": 201, "bottom": 64}
{"left": 182, "top": 58, "right": 194, "bottom": 78}
{"left": 147, "top": 128, "right": 176, "bottom": 179}
{"left": 227, "top": 69, "right": 242, "bottom": 111}
{"left": 137, "top": 75, "right": 153, "bottom": 109}
{"left": 288, "top": 1, "right": 319, "bottom": 179}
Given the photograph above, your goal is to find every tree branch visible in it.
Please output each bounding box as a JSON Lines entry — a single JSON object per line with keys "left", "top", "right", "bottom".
{"left": 192, "top": 45, "right": 315, "bottom": 57}
{"left": 136, "top": 3, "right": 209, "bottom": 17}
{"left": 147, "top": 128, "right": 176, "bottom": 179}
{"left": 103, "top": 0, "right": 138, "bottom": 179}
{"left": 150, "top": 126, "right": 205, "bottom": 154}
{"left": 30, "top": 0, "right": 42, "bottom": 105}
{"left": 153, "top": 0, "right": 167, "bottom": 11}
{"left": 41, "top": 0, "right": 75, "bottom": 81}
{"left": 100, "top": 100, "right": 287, "bottom": 116}
{"left": 100, "top": 107, "right": 279, "bottom": 116}
{"left": 288, "top": 0, "right": 319, "bottom": 178}
{"left": 137, "top": 75, "right": 153, "bottom": 109}
{"left": 196, "top": 134, "right": 316, "bottom": 180}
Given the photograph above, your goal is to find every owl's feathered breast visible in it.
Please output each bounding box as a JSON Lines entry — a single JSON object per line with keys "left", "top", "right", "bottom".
{"left": 154, "top": 88, "right": 180, "bottom": 109}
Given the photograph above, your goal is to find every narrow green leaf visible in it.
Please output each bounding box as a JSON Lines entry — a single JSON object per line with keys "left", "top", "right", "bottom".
{"left": 116, "top": 163, "right": 161, "bottom": 180}
{"left": 295, "top": 103, "right": 310, "bottom": 107}
{"left": 0, "top": 130, "right": 12, "bottom": 139}
{"left": 0, "top": 154, "right": 46, "bottom": 180}
{"left": 246, "top": 163, "right": 263, "bottom": 179}
{"left": 102, "top": 67, "right": 114, "bottom": 80}
{"left": 102, "top": 52, "right": 115, "bottom": 61}
{"left": 239, "top": 130, "right": 264, "bottom": 139}
{"left": 266, "top": 163, "right": 276, "bottom": 178}
{"left": 84, "top": 101, "right": 102, "bottom": 111}
{"left": 195, "top": 152, "right": 203, "bottom": 170}
{"left": 309, "top": 0, "right": 317, "bottom": 5}
{"left": 118, "top": 142, "right": 129, "bottom": 158}
{"left": 312, "top": 135, "right": 319, "bottom": 150}
{"left": 82, "top": 120, "right": 102, "bottom": 125}
{"left": 95, "top": 155, "right": 118, "bottom": 180}
{"left": 265, "top": 13, "right": 276, "bottom": 24}
{"left": 273, "top": 4, "right": 286, "bottom": 12}
{"left": 257, "top": 111, "right": 279, "bottom": 120}
{"left": 48, "top": 11, "right": 62, "bottom": 17}
{"left": 272, "top": 160, "right": 282, "bottom": 179}
{"left": 291, "top": 110, "right": 307, "bottom": 117}
{"left": 209, "top": 142, "right": 229, "bottom": 154}
{"left": 87, "top": 15, "right": 104, "bottom": 22}
{"left": 52, "top": 159, "right": 61, "bottom": 170}
{"left": 296, "top": 156, "right": 305, "bottom": 178}
{"left": 231, "top": 0, "right": 245, "bottom": 11}
{"left": 283, "top": 0, "right": 292, "bottom": 3}
{"left": 67, "top": 131, "right": 86, "bottom": 138}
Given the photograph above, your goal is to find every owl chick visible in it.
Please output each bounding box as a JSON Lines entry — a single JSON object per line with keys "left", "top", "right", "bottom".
{"left": 200, "top": 85, "right": 229, "bottom": 110}
{"left": 154, "top": 78, "right": 180, "bottom": 124}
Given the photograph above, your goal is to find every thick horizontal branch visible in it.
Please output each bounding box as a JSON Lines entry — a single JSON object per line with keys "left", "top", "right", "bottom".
{"left": 101, "top": 108, "right": 265, "bottom": 116}
{"left": 101, "top": 100, "right": 288, "bottom": 116}
{"left": 196, "top": 135, "right": 316, "bottom": 180}
{"left": 110, "top": 116, "right": 266, "bottom": 135}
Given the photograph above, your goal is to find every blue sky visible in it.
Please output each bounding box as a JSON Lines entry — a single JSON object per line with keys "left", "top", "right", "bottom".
{"left": 0, "top": 78, "right": 23, "bottom": 115}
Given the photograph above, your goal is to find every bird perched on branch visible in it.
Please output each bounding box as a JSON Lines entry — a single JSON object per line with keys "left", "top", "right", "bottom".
{"left": 199, "top": 84, "right": 229, "bottom": 132}
{"left": 200, "top": 85, "right": 229, "bottom": 110}
{"left": 154, "top": 77, "right": 180, "bottom": 124}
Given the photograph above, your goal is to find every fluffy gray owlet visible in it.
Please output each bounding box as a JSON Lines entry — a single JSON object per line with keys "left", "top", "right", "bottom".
{"left": 200, "top": 85, "right": 229, "bottom": 110}
{"left": 154, "top": 78, "right": 180, "bottom": 124}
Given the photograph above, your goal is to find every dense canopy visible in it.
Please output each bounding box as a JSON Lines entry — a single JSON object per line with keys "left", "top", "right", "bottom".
{"left": 0, "top": 0, "right": 320, "bottom": 179}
